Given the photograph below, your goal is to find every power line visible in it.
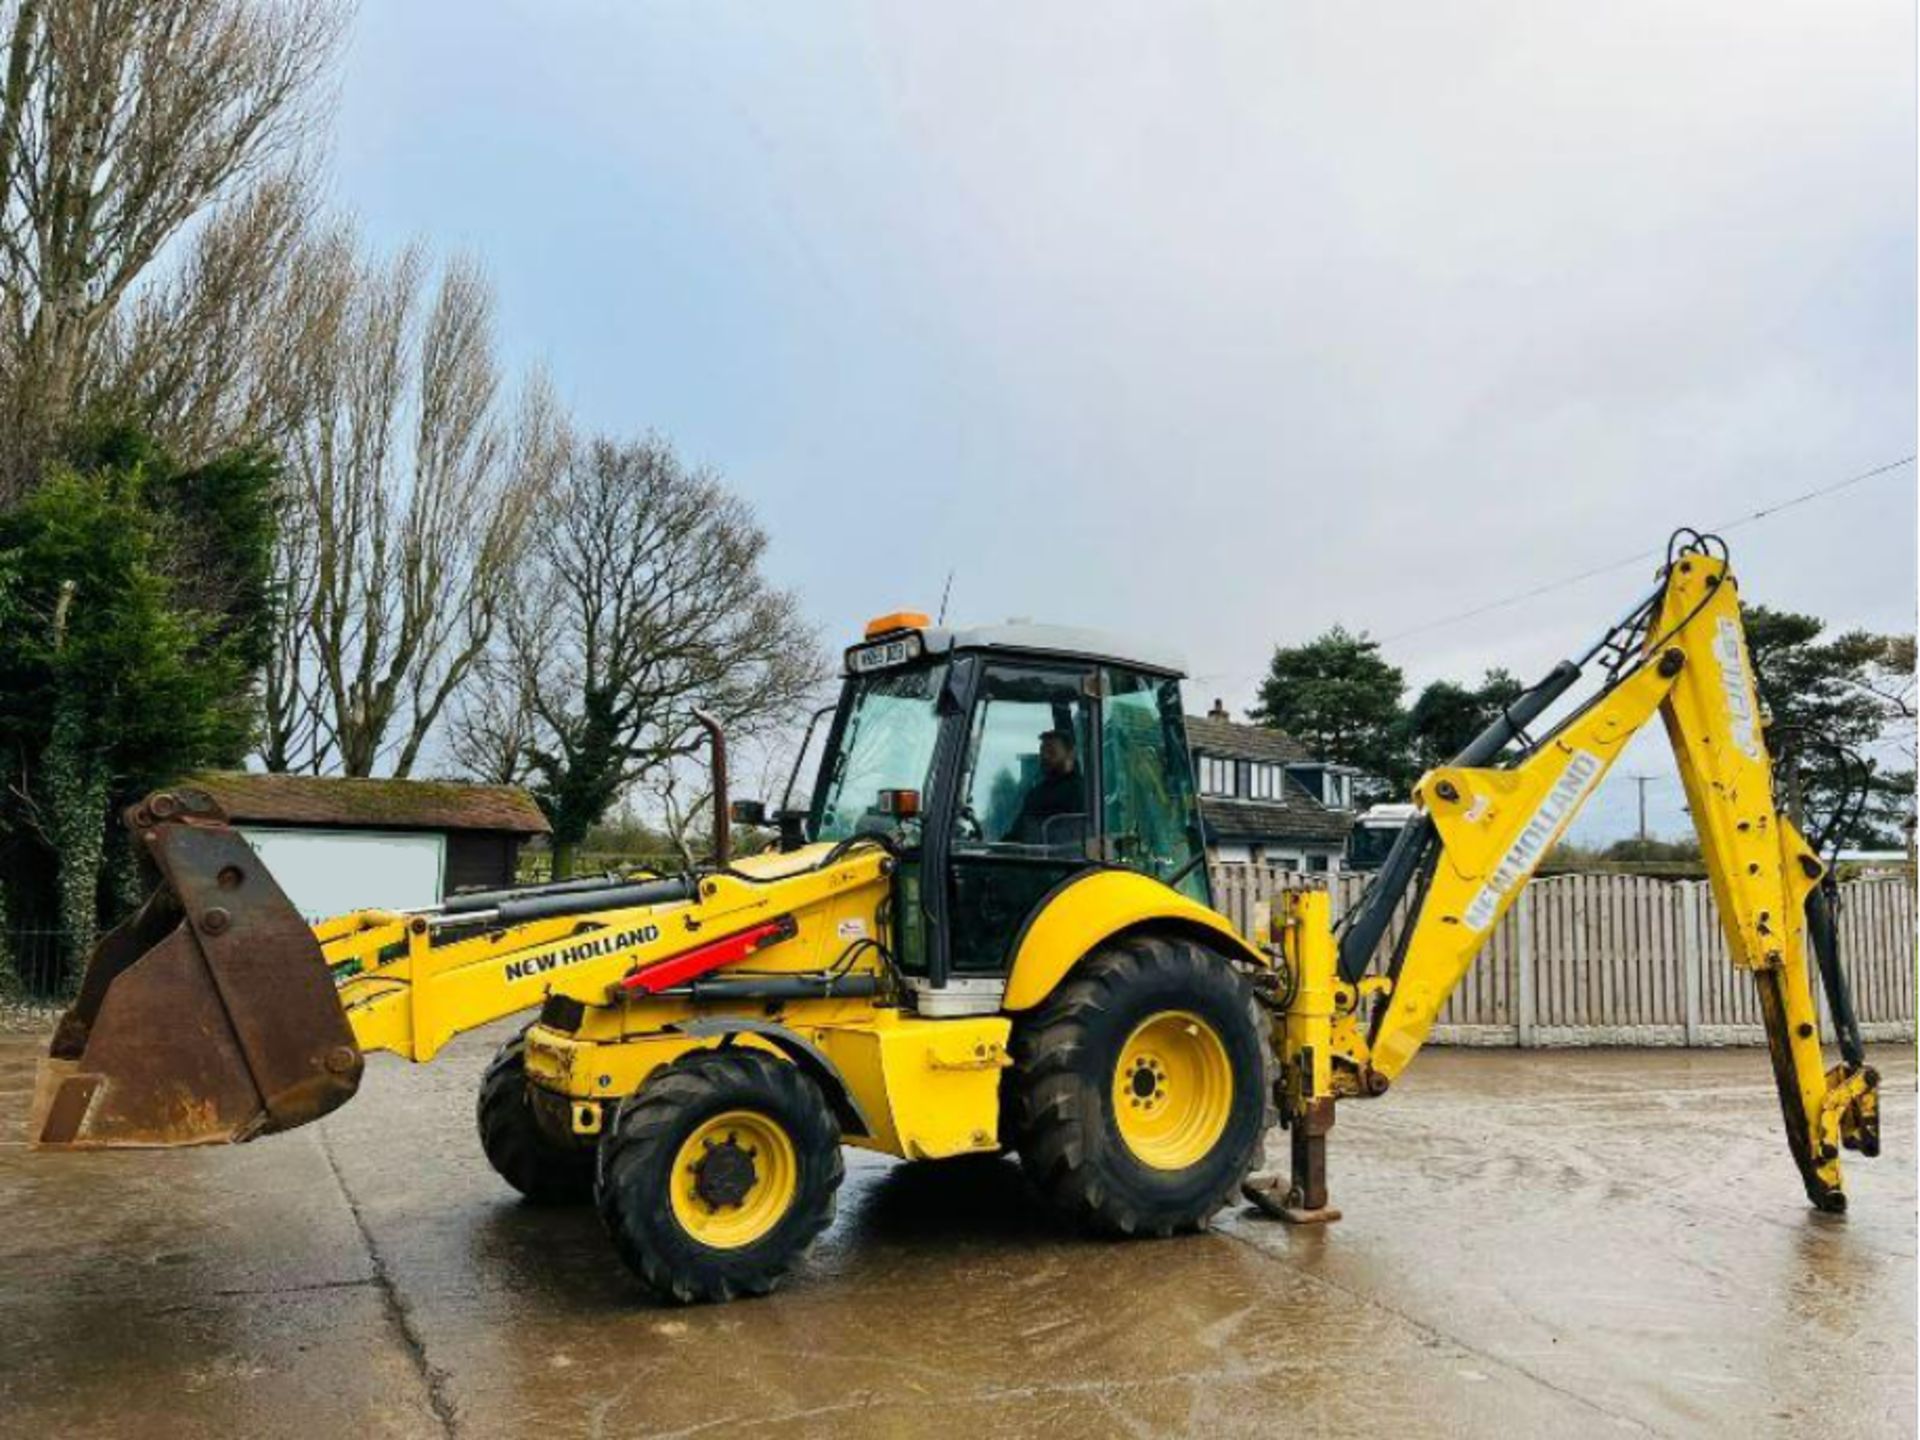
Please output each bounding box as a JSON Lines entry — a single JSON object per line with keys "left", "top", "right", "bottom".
{"left": 1377, "top": 454, "right": 1915, "bottom": 644}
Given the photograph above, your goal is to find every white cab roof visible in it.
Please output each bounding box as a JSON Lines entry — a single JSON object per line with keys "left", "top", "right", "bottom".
{"left": 919, "top": 622, "right": 1187, "bottom": 677}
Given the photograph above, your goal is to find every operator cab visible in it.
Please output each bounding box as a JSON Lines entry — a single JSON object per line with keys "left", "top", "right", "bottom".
{"left": 805, "top": 613, "right": 1208, "bottom": 1015}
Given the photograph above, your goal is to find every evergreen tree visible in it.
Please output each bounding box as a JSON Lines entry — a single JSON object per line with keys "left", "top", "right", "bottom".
{"left": 0, "top": 434, "right": 276, "bottom": 982}
{"left": 1249, "top": 627, "right": 1405, "bottom": 796}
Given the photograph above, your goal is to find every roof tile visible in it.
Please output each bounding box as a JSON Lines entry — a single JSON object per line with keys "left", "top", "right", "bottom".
{"left": 183, "top": 772, "right": 551, "bottom": 835}
{"left": 1184, "top": 714, "right": 1314, "bottom": 765}
{"left": 1199, "top": 796, "right": 1355, "bottom": 845}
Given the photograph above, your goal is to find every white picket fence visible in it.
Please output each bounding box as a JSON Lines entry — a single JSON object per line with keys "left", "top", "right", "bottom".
{"left": 1207, "top": 864, "right": 1917, "bottom": 1047}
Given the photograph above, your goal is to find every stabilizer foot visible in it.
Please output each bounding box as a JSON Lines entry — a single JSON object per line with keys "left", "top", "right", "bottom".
{"left": 1242, "top": 1172, "right": 1342, "bottom": 1224}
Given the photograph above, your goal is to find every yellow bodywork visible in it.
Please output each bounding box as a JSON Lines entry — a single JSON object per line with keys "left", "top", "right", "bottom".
{"left": 323, "top": 842, "right": 1013, "bottom": 1163}
{"left": 332, "top": 846, "right": 887, "bottom": 1063}
{"left": 1003, "top": 868, "right": 1264, "bottom": 1010}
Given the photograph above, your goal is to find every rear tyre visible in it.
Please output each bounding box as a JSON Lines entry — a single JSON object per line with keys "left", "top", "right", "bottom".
{"left": 596, "top": 1049, "right": 843, "bottom": 1304}
{"left": 476, "top": 1031, "right": 596, "bottom": 1204}
{"left": 1011, "top": 933, "right": 1271, "bottom": 1237}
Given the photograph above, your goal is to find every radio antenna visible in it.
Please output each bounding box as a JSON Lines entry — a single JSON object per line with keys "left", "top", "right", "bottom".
{"left": 937, "top": 569, "right": 955, "bottom": 624}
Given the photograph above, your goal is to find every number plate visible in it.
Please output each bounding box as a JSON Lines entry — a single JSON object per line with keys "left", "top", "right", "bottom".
{"left": 847, "top": 634, "right": 923, "bottom": 673}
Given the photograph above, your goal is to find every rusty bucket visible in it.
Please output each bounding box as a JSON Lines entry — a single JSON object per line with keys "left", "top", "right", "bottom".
{"left": 29, "top": 788, "right": 363, "bottom": 1148}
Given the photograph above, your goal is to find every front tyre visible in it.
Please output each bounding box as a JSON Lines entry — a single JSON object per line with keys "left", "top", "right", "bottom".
{"left": 1011, "top": 933, "right": 1271, "bottom": 1237}
{"left": 477, "top": 1031, "right": 596, "bottom": 1204}
{"left": 596, "top": 1049, "right": 843, "bottom": 1304}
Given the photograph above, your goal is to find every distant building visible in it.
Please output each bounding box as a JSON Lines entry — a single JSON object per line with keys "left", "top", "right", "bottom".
{"left": 185, "top": 772, "right": 550, "bottom": 922}
{"left": 1185, "top": 702, "right": 1358, "bottom": 870}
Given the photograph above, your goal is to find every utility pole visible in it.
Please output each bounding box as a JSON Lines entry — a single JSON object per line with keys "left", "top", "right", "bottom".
{"left": 1625, "top": 774, "right": 1658, "bottom": 845}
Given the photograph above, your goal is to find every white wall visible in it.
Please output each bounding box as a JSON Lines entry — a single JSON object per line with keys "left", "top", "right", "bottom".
{"left": 239, "top": 828, "right": 446, "bottom": 925}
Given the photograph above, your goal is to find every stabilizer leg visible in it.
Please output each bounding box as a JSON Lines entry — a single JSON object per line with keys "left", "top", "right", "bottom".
{"left": 1244, "top": 889, "right": 1343, "bottom": 1224}
{"left": 1243, "top": 1095, "right": 1341, "bottom": 1223}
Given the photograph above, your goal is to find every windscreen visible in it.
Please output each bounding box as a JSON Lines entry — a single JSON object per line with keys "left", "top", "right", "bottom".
{"left": 812, "top": 663, "right": 948, "bottom": 842}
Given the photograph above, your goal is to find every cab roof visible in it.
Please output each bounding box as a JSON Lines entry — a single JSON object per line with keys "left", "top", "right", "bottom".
{"left": 912, "top": 621, "right": 1187, "bottom": 677}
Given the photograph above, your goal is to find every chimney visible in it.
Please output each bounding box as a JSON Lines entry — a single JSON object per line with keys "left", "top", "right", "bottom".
{"left": 1208, "top": 698, "right": 1229, "bottom": 722}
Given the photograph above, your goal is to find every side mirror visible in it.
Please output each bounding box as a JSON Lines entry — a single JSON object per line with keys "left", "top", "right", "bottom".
{"left": 729, "top": 798, "right": 769, "bottom": 827}
{"left": 774, "top": 808, "right": 810, "bottom": 853}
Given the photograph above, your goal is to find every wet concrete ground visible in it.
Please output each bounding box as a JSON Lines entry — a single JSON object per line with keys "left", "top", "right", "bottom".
{"left": 1, "top": 1027, "right": 1911, "bottom": 1439}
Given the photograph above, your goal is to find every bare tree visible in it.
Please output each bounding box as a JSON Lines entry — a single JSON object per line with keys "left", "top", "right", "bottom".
{"left": 0, "top": 0, "right": 346, "bottom": 491}
{"left": 642, "top": 727, "right": 806, "bottom": 863}
{"left": 262, "top": 243, "right": 562, "bottom": 776}
{"left": 501, "top": 435, "right": 827, "bottom": 876}
{"left": 445, "top": 645, "right": 543, "bottom": 785}
{"left": 91, "top": 172, "right": 324, "bottom": 458}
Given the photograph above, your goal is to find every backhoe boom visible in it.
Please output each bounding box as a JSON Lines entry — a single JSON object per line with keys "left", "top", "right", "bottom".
{"left": 1252, "top": 536, "right": 1882, "bottom": 1219}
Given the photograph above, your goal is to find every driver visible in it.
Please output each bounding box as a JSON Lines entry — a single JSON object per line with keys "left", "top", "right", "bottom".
{"left": 1012, "top": 728, "right": 1085, "bottom": 844}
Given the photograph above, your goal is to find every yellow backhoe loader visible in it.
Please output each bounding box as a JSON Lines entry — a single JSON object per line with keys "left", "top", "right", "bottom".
{"left": 30, "top": 530, "right": 1883, "bottom": 1302}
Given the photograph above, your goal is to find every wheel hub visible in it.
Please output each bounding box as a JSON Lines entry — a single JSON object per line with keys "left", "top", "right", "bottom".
{"left": 691, "top": 1134, "right": 759, "bottom": 1209}
{"left": 1112, "top": 1011, "right": 1233, "bottom": 1170}
{"left": 1126, "top": 1056, "right": 1168, "bottom": 1110}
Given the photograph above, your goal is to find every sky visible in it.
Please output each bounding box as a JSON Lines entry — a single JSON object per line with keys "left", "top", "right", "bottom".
{"left": 327, "top": 2, "right": 1915, "bottom": 843}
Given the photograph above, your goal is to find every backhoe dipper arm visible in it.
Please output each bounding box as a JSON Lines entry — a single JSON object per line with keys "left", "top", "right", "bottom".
{"left": 1295, "top": 540, "right": 1879, "bottom": 1214}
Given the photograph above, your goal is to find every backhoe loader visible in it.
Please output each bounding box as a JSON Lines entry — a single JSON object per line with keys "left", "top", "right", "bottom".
{"left": 30, "top": 530, "right": 1884, "bottom": 1302}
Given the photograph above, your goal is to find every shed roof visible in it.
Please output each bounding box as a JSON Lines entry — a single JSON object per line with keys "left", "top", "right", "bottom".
{"left": 185, "top": 772, "right": 551, "bottom": 836}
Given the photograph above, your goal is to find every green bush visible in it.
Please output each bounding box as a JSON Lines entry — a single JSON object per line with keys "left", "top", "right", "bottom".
{"left": 0, "top": 430, "right": 276, "bottom": 982}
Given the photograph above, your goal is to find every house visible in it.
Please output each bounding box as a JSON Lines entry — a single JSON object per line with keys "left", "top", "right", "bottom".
{"left": 1185, "top": 702, "right": 1357, "bottom": 871}
{"left": 185, "top": 772, "right": 550, "bottom": 923}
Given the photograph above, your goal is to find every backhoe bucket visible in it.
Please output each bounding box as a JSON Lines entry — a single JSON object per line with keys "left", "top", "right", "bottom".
{"left": 29, "top": 789, "right": 362, "bottom": 1148}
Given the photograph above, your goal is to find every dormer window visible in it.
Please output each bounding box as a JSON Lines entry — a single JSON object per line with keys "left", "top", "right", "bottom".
{"left": 1247, "top": 762, "right": 1284, "bottom": 801}
{"left": 1197, "top": 754, "right": 1237, "bottom": 797}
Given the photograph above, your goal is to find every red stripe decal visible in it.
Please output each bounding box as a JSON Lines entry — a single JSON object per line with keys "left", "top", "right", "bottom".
{"left": 616, "top": 915, "right": 798, "bottom": 995}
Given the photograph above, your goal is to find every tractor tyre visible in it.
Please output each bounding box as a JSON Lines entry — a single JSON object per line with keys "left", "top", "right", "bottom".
{"left": 1010, "top": 932, "right": 1271, "bottom": 1237}
{"left": 476, "top": 1031, "right": 596, "bottom": 1204}
{"left": 596, "top": 1048, "right": 844, "bottom": 1304}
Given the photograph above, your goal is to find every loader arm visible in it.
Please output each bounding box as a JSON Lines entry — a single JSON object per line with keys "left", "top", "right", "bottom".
{"left": 1257, "top": 535, "right": 1881, "bottom": 1219}
{"left": 317, "top": 849, "right": 883, "bottom": 1065}
{"left": 31, "top": 794, "right": 893, "bottom": 1147}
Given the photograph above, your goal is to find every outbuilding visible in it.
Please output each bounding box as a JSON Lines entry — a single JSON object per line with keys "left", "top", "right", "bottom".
{"left": 185, "top": 772, "right": 550, "bottom": 923}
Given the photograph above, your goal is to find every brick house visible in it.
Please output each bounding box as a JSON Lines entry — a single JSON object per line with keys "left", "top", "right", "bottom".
{"left": 1185, "top": 702, "right": 1358, "bottom": 871}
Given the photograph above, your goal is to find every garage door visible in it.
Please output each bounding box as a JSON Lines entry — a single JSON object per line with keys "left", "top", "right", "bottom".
{"left": 238, "top": 828, "right": 446, "bottom": 925}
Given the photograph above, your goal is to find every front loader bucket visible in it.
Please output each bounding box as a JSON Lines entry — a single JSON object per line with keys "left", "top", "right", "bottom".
{"left": 29, "top": 788, "right": 362, "bottom": 1148}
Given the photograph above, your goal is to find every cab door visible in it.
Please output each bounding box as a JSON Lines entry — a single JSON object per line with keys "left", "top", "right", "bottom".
{"left": 943, "top": 661, "right": 1101, "bottom": 977}
{"left": 1098, "top": 667, "right": 1211, "bottom": 905}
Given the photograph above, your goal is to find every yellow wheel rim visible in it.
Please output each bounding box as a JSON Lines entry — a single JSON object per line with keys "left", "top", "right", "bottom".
{"left": 1112, "top": 1010, "right": 1234, "bottom": 1171}
{"left": 668, "top": 1110, "right": 799, "bottom": 1249}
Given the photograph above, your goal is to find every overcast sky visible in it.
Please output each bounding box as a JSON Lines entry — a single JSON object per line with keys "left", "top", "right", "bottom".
{"left": 330, "top": 3, "right": 1915, "bottom": 842}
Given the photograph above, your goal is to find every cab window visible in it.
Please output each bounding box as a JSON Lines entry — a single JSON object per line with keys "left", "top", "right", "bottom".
{"left": 954, "top": 665, "right": 1094, "bottom": 855}
{"left": 1102, "top": 668, "right": 1209, "bottom": 901}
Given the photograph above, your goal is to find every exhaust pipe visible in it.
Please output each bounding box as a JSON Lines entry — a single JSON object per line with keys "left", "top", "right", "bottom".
{"left": 693, "top": 708, "right": 730, "bottom": 868}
